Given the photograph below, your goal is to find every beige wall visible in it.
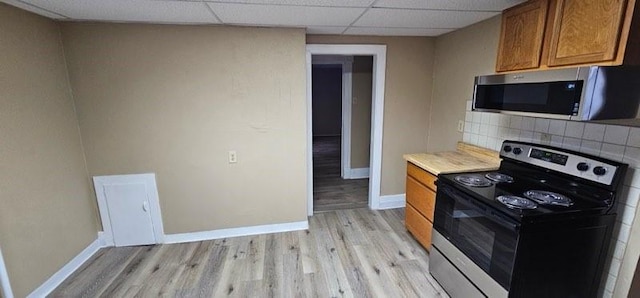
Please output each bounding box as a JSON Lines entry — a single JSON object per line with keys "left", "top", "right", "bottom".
{"left": 60, "top": 23, "right": 308, "bottom": 234}
{"left": 428, "top": 16, "right": 501, "bottom": 152}
{"left": 351, "top": 56, "right": 373, "bottom": 168}
{"left": 0, "top": 4, "right": 99, "bottom": 297}
{"left": 307, "top": 35, "right": 434, "bottom": 195}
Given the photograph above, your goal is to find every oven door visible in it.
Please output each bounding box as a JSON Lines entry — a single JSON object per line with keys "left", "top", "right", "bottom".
{"left": 433, "top": 181, "right": 520, "bottom": 291}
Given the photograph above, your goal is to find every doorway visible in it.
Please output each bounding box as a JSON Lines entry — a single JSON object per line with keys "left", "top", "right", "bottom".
{"left": 305, "top": 45, "right": 387, "bottom": 215}
{"left": 311, "top": 58, "right": 372, "bottom": 212}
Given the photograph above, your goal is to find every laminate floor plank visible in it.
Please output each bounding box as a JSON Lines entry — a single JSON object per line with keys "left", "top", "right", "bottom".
{"left": 140, "top": 242, "right": 199, "bottom": 296}
{"left": 313, "top": 136, "right": 369, "bottom": 212}
{"left": 97, "top": 245, "right": 163, "bottom": 297}
{"left": 172, "top": 241, "right": 214, "bottom": 293}
{"left": 298, "top": 230, "right": 317, "bottom": 274}
{"left": 261, "top": 233, "right": 284, "bottom": 297}
{"left": 398, "top": 259, "right": 448, "bottom": 297}
{"left": 49, "top": 246, "right": 141, "bottom": 297}
{"left": 282, "top": 252, "right": 305, "bottom": 297}
{"left": 51, "top": 208, "right": 449, "bottom": 298}
{"left": 243, "top": 234, "right": 266, "bottom": 282}
{"left": 323, "top": 211, "right": 374, "bottom": 298}
{"left": 310, "top": 218, "right": 353, "bottom": 297}
{"left": 193, "top": 242, "right": 228, "bottom": 297}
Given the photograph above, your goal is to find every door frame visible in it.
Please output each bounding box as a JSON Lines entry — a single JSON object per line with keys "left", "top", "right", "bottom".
{"left": 0, "top": 244, "right": 13, "bottom": 298}
{"left": 310, "top": 55, "right": 354, "bottom": 179}
{"left": 93, "top": 173, "right": 165, "bottom": 246}
{"left": 306, "top": 44, "right": 387, "bottom": 215}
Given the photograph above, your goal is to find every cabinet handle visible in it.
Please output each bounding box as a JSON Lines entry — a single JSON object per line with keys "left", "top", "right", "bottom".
{"left": 142, "top": 201, "right": 149, "bottom": 212}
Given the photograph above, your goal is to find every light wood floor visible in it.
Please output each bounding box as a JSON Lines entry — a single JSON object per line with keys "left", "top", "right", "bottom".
{"left": 50, "top": 208, "right": 448, "bottom": 297}
{"left": 313, "top": 136, "right": 369, "bottom": 212}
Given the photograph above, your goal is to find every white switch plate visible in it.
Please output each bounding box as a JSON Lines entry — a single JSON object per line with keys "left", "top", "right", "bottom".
{"left": 228, "top": 151, "right": 237, "bottom": 163}
{"left": 457, "top": 120, "right": 464, "bottom": 133}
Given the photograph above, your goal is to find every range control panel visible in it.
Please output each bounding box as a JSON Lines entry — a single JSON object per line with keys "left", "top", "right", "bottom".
{"left": 501, "top": 141, "right": 618, "bottom": 186}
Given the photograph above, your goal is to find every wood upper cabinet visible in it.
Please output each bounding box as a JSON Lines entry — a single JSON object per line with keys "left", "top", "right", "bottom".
{"left": 548, "top": 0, "right": 628, "bottom": 66}
{"left": 496, "top": 0, "right": 549, "bottom": 72}
{"left": 496, "top": 0, "right": 640, "bottom": 72}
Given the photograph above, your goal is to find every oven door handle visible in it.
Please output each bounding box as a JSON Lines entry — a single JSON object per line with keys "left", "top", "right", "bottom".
{"left": 439, "top": 184, "right": 519, "bottom": 232}
{"left": 486, "top": 210, "right": 519, "bottom": 231}
{"left": 468, "top": 196, "right": 519, "bottom": 232}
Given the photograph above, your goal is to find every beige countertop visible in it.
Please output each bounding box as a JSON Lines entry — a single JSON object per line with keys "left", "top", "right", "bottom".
{"left": 403, "top": 142, "right": 501, "bottom": 176}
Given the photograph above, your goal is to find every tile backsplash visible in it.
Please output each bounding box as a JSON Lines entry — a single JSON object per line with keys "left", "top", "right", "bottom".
{"left": 463, "top": 101, "right": 640, "bottom": 298}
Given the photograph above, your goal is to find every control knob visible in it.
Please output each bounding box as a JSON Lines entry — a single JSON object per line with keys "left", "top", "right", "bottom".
{"left": 576, "top": 162, "right": 589, "bottom": 172}
{"left": 593, "top": 166, "right": 607, "bottom": 176}
{"left": 512, "top": 147, "right": 523, "bottom": 155}
{"left": 503, "top": 145, "right": 512, "bottom": 153}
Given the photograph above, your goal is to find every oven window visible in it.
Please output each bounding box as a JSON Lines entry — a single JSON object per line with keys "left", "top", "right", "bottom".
{"left": 456, "top": 210, "right": 496, "bottom": 270}
{"left": 434, "top": 184, "right": 520, "bottom": 290}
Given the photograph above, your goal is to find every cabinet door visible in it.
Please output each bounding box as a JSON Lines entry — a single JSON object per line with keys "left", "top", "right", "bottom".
{"left": 548, "top": 0, "right": 627, "bottom": 66}
{"left": 496, "top": 0, "right": 549, "bottom": 72}
{"left": 406, "top": 176, "right": 436, "bottom": 221}
{"left": 405, "top": 204, "right": 433, "bottom": 250}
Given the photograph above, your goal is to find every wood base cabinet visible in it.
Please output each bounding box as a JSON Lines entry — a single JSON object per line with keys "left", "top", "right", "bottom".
{"left": 405, "top": 162, "right": 437, "bottom": 250}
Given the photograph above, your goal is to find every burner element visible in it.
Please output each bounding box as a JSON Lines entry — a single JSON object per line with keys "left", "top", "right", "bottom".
{"left": 485, "top": 172, "right": 514, "bottom": 183}
{"left": 523, "top": 190, "right": 573, "bottom": 207}
{"left": 497, "top": 195, "right": 538, "bottom": 210}
{"left": 454, "top": 175, "right": 492, "bottom": 187}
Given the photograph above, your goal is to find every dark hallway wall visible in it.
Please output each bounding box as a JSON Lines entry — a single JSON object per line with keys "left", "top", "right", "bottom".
{"left": 312, "top": 65, "right": 342, "bottom": 136}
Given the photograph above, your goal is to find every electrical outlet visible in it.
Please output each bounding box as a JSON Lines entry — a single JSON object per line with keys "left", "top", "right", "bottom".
{"left": 228, "top": 151, "right": 237, "bottom": 163}
{"left": 457, "top": 120, "right": 465, "bottom": 133}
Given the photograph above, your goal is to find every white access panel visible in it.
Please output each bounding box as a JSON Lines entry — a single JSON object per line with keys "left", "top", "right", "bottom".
{"left": 94, "top": 173, "right": 164, "bottom": 247}
{"left": 104, "top": 183, "right": 155, "bottom": 247}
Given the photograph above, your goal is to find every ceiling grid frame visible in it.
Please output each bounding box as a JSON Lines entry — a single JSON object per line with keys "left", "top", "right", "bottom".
{"left": 1, "top": 0, "right": 526, "bottom": 36}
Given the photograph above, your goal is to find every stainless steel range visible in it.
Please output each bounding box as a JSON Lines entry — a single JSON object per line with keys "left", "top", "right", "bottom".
{"left": 430, "top": 140, "right": 628, "bottom": 298}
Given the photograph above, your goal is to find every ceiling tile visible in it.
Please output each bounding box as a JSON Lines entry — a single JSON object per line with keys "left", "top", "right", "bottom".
{"left": 355, "top": 8, "right": 498, "bottom": 28}
{"left": 306, "top": 26, "right": 346, "bottom": 34}
{"left": 374, "top": 0, "right": 525, "bottom": 11}
{"left": 207, "top": 3, "right": 365, "bottom": 26}
{"left": 203, "top": 0, "right": 375, "bottom": 7}
{"left": 1, "top": 0, "right": 67, "bottom": 18}
{"left": 19, "top": 0, "right": 219, "bottom": 23}
{"left": 345, "top": 27, "right": 454, "bottom": 36}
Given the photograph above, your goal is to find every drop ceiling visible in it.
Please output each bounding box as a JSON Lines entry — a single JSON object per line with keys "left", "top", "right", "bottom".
{"left": 1, "top": 0, "right": 526, "bottom": 36}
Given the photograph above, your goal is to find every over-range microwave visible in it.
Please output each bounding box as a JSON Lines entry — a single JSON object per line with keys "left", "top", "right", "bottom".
{"left": 473, "top": 66, "right": 640, "bottom": 121}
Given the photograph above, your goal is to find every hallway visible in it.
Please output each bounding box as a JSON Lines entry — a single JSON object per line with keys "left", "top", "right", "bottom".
{"left": 313, "top": 136, "right": 369, "bottom": 212}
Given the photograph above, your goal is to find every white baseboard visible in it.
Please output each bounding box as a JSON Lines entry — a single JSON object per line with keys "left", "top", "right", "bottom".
{"left": 377, "top": 194, "right": 406, "bottom": 209}
{"left": 97, "top": 231, "right": 109, "bottom": 247}
{"left": 345, "top": 167, "right": 370, "bottom": 179}
{"left": 164, "top": 220, "right": 309, "bottom": 244}
{"left": 28, "top": 234, "right": 105, "bottom": 298}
